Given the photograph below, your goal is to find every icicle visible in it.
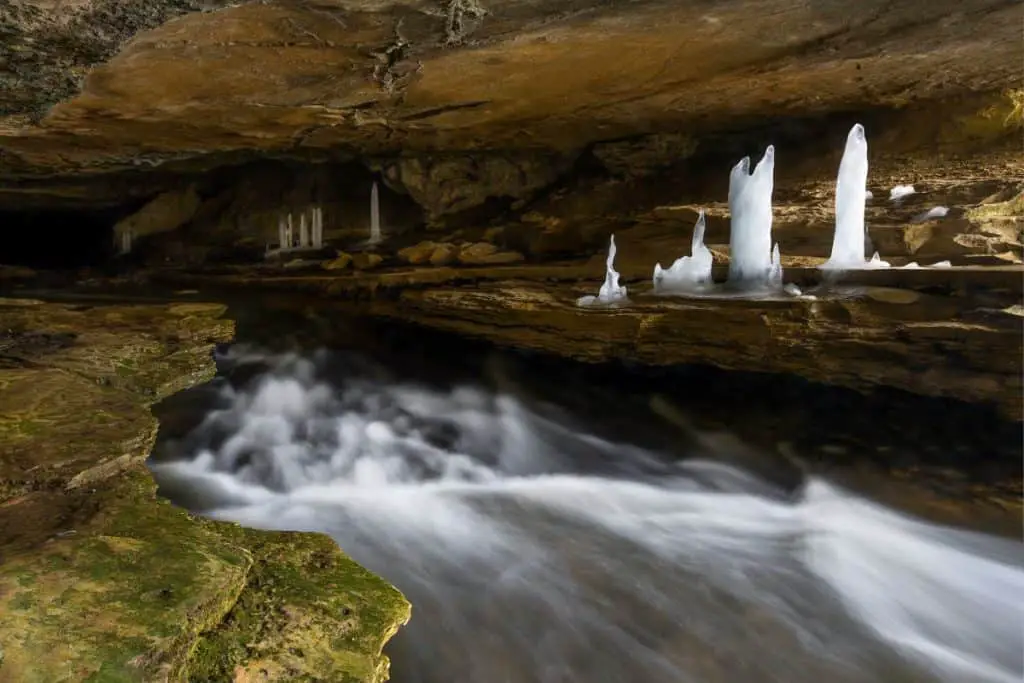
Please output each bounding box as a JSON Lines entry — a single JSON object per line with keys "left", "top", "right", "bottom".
{"left": 370, "top": 181, "right": 382, "bottom": 244}
{"left": 285, "top": 214, "right": 294, "bottom": 249}
{"left": 299, "top": 212, "right": 309, "bottom": 248}
{"left": 577, "top": 234, "right": 628, "bottom": 306}
{"left": 769, "top": 243, "right": 783, "bottom": 287}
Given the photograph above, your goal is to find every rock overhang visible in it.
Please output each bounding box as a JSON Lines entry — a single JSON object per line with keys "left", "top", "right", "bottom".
{"left": 1, "top": 0, "right": 1021, "bottom": 183}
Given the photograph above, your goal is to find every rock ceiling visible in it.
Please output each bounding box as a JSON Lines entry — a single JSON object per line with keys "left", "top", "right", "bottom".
{"left": 2, "top": 0, "right": 1021, "bottom": 181}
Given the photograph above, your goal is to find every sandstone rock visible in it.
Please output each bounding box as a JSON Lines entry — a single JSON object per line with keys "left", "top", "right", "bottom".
{"left": 0, "top": 265, "right": 36, "bottom": 280}
{"left": 352, "top": 253, "right": 384, "bottom": 270}
{"left": 457, "top": 242, "right": 524, "bottom": 265}
{"left": 865, "top": 287, "right": 921, "bottom": 305}
{"left": 458, "top": 242, "right": 499, "bottom": 261}
{"left": 378, "top": 154, "right": 570, "bottom": 218}
{"left": 483, "top": 227, "right": 506, "bottom": 242}
{"left": 2, "top": 0, "right": 1020, "bottom": 207}
{"left": 967, "top": 191, "right": 1024, "bottom": 243}
{"left": 323, "top": 252, "right": 353, "bottom": 271}
{"left": 429, "top": 244, "right": 460, "bottom": 266}
{"left": 365, "top": 276, "right": 1022, "bottom": 420}
{"left": 113, "top": 184, "right": 202, "bottom": 246}
{"left": 0, "top": 299, "right": 410, "bottom": 681}
{"left": 592, "top": 133, "right": 698, "bottom": 177}
{"left": 399, "top": 241, "right": 441, "bottom": 265}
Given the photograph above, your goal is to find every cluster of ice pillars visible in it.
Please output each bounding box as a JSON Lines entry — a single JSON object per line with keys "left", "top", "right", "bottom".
{"left": 278, "top": 206, "right": 324, "bottom": 251}
{"left": 582, "top": 122, "right": 953, "bottom": 306}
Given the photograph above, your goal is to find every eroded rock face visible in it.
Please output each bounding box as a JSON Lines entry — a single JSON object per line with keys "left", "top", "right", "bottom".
{"left": 0, "top": 298, "right": 409, "bottom": 682}
{"left": 113, "top": 183, "right": 202, "bottom": 246}
{"left": 374, "top": 153, "right": 573, "bottom": 218}
{"left": 366, "top": 277, "right": 1024, "bottom": 421}
{"left": 0, "top": 0, "right": 1021, "bottom": 214}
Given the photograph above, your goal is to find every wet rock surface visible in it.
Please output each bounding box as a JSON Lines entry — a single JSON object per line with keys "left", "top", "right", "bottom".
{"left": 0, "top": 298, "right": 409, "bottom": 682}
{"left": 117, "top": 158, "right": 1023, "bottom": 420}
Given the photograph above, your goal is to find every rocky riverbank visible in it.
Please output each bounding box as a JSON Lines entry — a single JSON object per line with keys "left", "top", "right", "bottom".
{"left": 0, "top": 298, "right": 409, "bottom": 682}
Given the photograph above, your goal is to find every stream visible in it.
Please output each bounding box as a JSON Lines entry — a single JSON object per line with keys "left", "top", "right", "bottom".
{"left": 149, "top": 342, "right": 1024, "bottom": 683}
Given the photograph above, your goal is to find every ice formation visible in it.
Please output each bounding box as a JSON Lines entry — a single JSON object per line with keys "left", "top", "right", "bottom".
{"left": 652, "top": 209, "right": 713, "bottom": 292}
{"left": 890, "top": 184, "right": 916, "bottom": 201}
{"left": 117, "top": 230, "right": 133, "bottom": 255}
{"left": 867, "top": 252, "right": 890, "bottom": 268}
{"left": 275, "top": 206, "right": 324, "bottom": 252}
{"left": 311, "top": 206, "right": 323, "bottom": 247}
{"left": 822, "top": 124, "right": 870, "bottom": 269}
{"left": 820, "top": 124, "right": 890, "bottom": 272}
{"left": 726, "top": 146, "right": 783, "bottom": 287}
{"left": 577, "top": 234, "right": 628, "bottom": 306}
{"left": 369, "top": 181, "right": 382, "bottom": 244}
{"left": 912, "top": 206, "right": 949, "bottom": 223}
{"left": 865, "top": 190, "right": 874, "bottom": 200}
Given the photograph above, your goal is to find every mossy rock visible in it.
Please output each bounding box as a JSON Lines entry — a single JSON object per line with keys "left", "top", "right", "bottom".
{"left": 0, "top": 299, "right": 409, "bottom": 682}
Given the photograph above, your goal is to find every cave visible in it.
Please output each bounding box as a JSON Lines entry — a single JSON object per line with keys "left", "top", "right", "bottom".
{"left": 0, "top": 0, "right": 1021, "bottom": 681}
{"left": 0, "top": 206, "right": 126, "bottom": 270}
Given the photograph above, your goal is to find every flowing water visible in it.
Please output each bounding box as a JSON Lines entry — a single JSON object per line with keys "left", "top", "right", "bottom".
{"left": 150, "top": 345, "right": 1024, "bottom": 683}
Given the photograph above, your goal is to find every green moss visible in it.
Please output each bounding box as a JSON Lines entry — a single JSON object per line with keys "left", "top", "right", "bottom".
{"left": 186, "top": 530, "right": 409, "bottom": 683}
{"left": 0, "top": 299, "right": 409, "bottom": 682}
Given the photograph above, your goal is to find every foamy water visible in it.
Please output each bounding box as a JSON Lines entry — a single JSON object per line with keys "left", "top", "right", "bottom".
{"left": 150, "top": 348, "right": 1024, "bottom": 683}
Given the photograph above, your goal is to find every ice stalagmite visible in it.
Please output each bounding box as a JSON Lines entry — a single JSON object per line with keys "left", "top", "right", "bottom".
{"left": 727, "top": 146, "right": 781, "bottom": 287}
{"left": 821, "top": 124, "right": 890, "bottom": 270}
{"left": 369, "top": 181, "right": 382, "bottom": 244}
{"left": 653, "top": 209, "right": 713, "bottom": 292}
{"left": 577, "top": 234, "right": 628, "bottom": 306}
{"left": 823, "top": 124, "right": 868, "bottom": 269}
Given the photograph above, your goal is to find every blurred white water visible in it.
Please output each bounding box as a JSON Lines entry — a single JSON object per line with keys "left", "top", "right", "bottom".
{"left": 151, "top": 348, "right": 1024, "bottom": 683}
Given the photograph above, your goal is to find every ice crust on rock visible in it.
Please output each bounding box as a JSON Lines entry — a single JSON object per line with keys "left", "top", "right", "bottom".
{"left": 912, "top": 206, "right": 949, "bottom": 223}
{"left": 890, "top": 184, "right": 916, "bottom": 201}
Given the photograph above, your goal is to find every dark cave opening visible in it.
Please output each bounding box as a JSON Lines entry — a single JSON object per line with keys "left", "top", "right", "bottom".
{"left": 0, "top": 206, "right": 128, "bottom": 270}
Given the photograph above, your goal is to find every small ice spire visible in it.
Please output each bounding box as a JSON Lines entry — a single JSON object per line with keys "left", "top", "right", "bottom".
{"left": 119, "top": 230, "right": 133, "bottom": 255}
{"left": 577, "top": 234, "right": 628, "bottom": 306}
{"left": 652, "top": 209, "right": 713, "bottom": 292}
{"left": 369, "top": 181, "right": 382, "bottom": 244}
{"left": 598, "top": 234, "right": 628, "bottom": 301}
{"left": 769, "top": 243, "right": 783, "bottom": 287}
